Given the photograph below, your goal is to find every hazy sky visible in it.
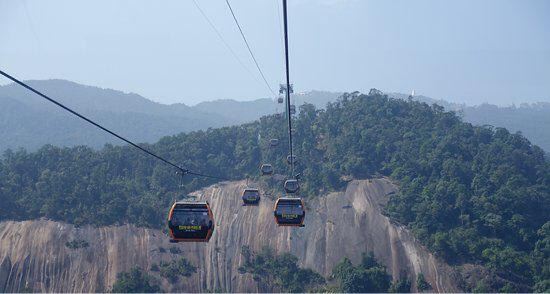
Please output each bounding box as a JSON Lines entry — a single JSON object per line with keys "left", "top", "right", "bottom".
{"left": 1, "top": 0, "right": 549, "bottom": 105}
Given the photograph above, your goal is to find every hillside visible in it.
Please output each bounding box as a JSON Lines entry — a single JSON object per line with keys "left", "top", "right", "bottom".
{"left": 390, "top": 93, "right": 550, "bottom": 152}
{"left": 0, "top": 92, "right": 549, "bottom": 292}
{"left": 0, "top": 80, "right": 341, "bottom": 151}
{"left": 462, "top": 103, "right": 550, "bottom": 153}
{"left": 0, "top": 179, "right": 460, "bottom": 292}
{"left": 3, "top": 79, "right": 550, "bottom": 153}
{"left": 0, "top": 80, "right": 230, "bottom": 151}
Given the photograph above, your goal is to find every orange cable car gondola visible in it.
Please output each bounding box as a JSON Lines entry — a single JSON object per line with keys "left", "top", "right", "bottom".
{"left": 286, "top": 154, "right": 297, "bottom": 165}
{"left": 274, "top": 197, "right": 305, "bottom": 227}
{"left": 260, "top": 164, "right": 274, "bottom": 175}
{"left": 242, "top": 188, "right": 261, "bottom": 205}
{"left": 168, "top": 201, "right": 214, "bottom": 242}
{"left": 283, "top": 178, "right": 300, "bottom": 194}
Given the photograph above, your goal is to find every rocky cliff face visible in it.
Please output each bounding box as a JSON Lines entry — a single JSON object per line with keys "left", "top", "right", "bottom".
{"left": 0, "top": 178, "right": 460, "bottom": 292}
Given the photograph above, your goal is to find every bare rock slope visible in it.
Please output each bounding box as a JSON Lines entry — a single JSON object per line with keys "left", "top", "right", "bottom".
{"left": 0, "top": 178, "right": 460, "bottom": 292}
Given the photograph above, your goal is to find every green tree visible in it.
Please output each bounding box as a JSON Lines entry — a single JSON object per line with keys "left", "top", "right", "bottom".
{"left": 331, "top": 253, "right": 392, "bottom": 293}
{"left": 389, "top": 277, "right": 411, "bottom": 293}
{"left": 238, "top": 246, "right": 324, "bottom": 292}
{"left": 159, "top": 258, "right": 197, "bottom": 283}
{"left": 111, "top": 267, "right": 160, "bottom": 293}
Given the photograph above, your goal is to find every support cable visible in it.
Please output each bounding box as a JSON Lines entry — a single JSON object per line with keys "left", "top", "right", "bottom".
{"left": 225, "top": 0, "right": 276, "bottom": 96}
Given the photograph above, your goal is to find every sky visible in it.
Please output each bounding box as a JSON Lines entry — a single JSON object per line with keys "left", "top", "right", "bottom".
{"left": 0, "top": 0, "right": 549, "bottom": 106}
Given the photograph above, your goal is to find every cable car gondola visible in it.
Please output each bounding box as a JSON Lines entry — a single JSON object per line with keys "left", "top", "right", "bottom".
{"left": 270, "top": 139, "right": 279, "bottom": 147}
{"left": 278, "top": 97, "right": 284, "bottom": 103}
{"left": 286, "top": 155, "right": 297, "bottom": 165}
{"left": 242, "top": 188, "right": 260, "bottom": 205}
{"left": 274, "top": 197, "right": 305, "bottom": 226}
{"left": 284, "top": 178, "right": 300, "bottom": 194}
{"left": 289, "top": 105, "right": 296, "bottom": 115}
{"left": 260, "top": 163, "right": 274, "bottom": 175}
{"left": 168, "top": 201, "right": 214, "bottom": 242}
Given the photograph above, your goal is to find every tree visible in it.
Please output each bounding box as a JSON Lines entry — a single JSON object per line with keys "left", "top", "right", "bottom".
{"left": 238, "top": 246, "right": 324, "bottom": 292}
{"left": 533, "top": 222, "right": 550, "bottom": 293}
{"left": 111, "top": 267, "right": 160, "bottom": 293}
{"left": 389, "top": 277, "right": 411, "bottom": 293}
{"left": 159, "top": 258, "right": 197, "bottom": 283}
{"left": 331, "top": 253, "right": 392, "bottom": 293}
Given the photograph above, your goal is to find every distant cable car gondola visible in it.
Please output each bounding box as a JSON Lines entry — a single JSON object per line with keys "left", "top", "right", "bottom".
{"left": 284, "top": 179, "right": 300, "bottom": 193}
{"left": 274, "top": 197, "right": 305, "bottom": 226}
{"left": 278, "top": 97, "right": 284, "bottom": 103}
{"left": 242, "top": 188, "right": 260, "bottom": 205}
{"left": 270, "top": 139, "right": 279, "bottom": 147}
{"left": 286, "top": 155, "right": 297, "bottom": 165}
{"left": 168, "top": 201, "right": 214, "bottom": 242}
{"left": 261, "top": 164, "right": 274, "bottom": 175}
{"left": 289, "top": 105, "right": 296, "bottom": 115}
{"left": 280, "top": 83, "right": 294, "bottom": 94}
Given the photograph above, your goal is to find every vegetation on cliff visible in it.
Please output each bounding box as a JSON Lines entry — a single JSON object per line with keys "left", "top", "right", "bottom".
{"left": 238, "top": 246, "right": 325, "bottom": 292}
{"left": 64, "top": 239, "right": 89, "bottom": 249}
{"left": 158, "top": 258, "right": 197, "bottom": 283}
{"left": 330, "top": 252, "right": 395, "bottom": 293}
{"left": 238, "top": 248, "right": 415, "bottom": 293}
{"left": 1, "top": 92, "right": 549, "bottom": 291}
{"left": 111, "top": 267, "right": 160, "bottom": 293}
{"left": 112, "top": 258, "right": 197, "bottom": 292}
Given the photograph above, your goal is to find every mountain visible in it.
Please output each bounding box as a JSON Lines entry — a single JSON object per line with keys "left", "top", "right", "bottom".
{"left": 461, "top": 103, "right": 550, "bottom": 153}
{"left": 4, "top": 79, "right": 550, "bottom": 155}
{"left": 0, "top": 179, "right": 460, "bottom": 292}
{"left": 0, "top": 80, "right": 235, "bottom": 151}
{"left": 1, "top": 92, "right": 548, "bottom": 292}
{"left": 389, "top": 92, "right": 550, "bottom": 152}
{"left": 193, "top": 98, "right": 275, "bottom": 123}
{"left": 0, "top": 80, "right": 341, "bottom": 151}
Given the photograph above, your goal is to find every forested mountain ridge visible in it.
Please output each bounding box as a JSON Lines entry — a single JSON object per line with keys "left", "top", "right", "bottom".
{"left": 0, "top": 80, "right": 340, "bottom": 151}
{"left": 1, "top": 91, "right": 549, "bottom": 291}
{"left": 5, "top": 79, "right": 550, "bottom": 154}
{"left": 0, "top": 79, "right": 231, "bottom": 150}
{"left": 390, "top": 92, "right": 550, "bottom": 152}
{"left": 192, "top": 90, "right": 341, "bottom": 123}
{"left": 462, "top": 102, "right": 550, "bottom": 153}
